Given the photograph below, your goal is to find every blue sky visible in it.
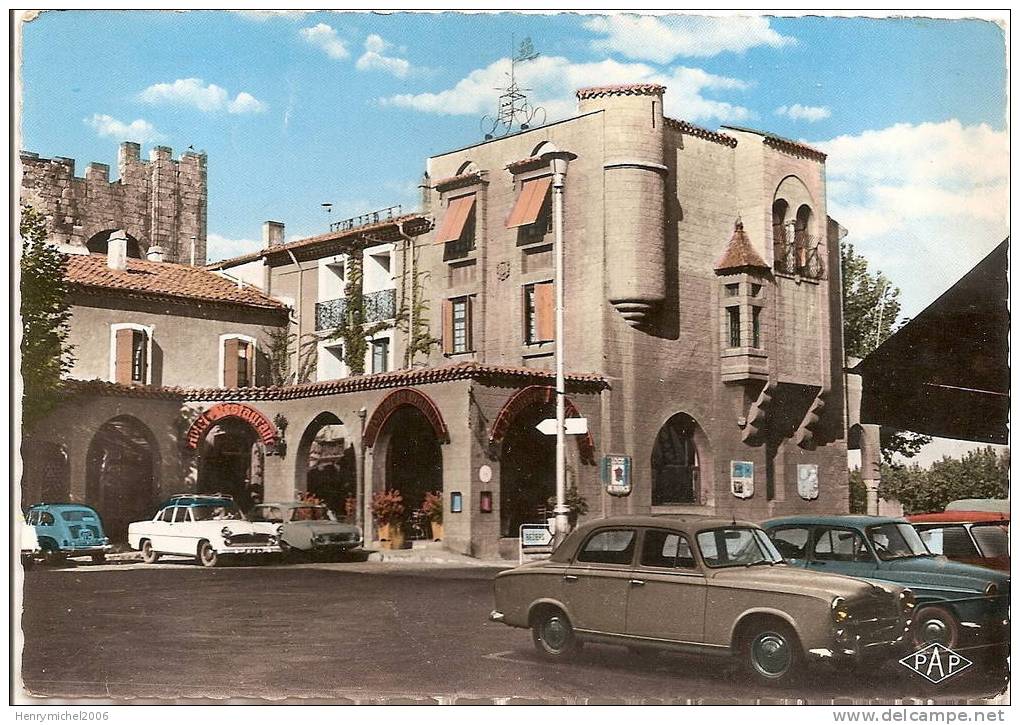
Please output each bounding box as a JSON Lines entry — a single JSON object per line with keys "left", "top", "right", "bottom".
{"left": 19, "top": 11, "right": 1007, "bottom": 318}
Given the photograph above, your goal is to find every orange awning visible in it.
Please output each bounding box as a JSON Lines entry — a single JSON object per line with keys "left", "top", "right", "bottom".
{"left": 505, "top": 176, "right": 552, "bottom": 229}
{"left": 434, "top": 194, "right": 476, "bottom": 244}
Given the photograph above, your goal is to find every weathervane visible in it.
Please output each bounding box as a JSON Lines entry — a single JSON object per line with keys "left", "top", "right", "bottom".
{"left": 481, "top": 36, "right": 547, "bottom": 139}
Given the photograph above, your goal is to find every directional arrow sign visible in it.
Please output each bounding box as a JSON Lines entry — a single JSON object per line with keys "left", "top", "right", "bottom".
{"left": 536, "top": 417, "right": 588, "bottom": 436}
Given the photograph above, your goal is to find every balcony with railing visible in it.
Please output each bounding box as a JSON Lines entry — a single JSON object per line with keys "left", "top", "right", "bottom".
{"left": 364, "top": 288, "right": 396, "bottom": 323}
{"left": 330, "top": 205, "right": 403, "bottom": 234}
{"left": 772, "top": 231, "right": 825, "bottom": 280}
{"left": 315, "top": 298, "right": 347, "bottom": 331}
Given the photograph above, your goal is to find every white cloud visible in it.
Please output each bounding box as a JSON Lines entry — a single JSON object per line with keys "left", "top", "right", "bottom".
{"left": 300, "top": 23, "right": 349, "bottom": 60}
{"left": 84, "top": 114, "right": 163, "bottom": 143}
{"left": 815, "top": 120, "right": 1007, "bottom": 316}
{"left": 356, "top": 34, "right": 411, "bottom": 78}
{"left": 382, "top": 56, "right": 751, "bottom": 124}
{"left": 206, "top": 233, "right": 262, "bottom": 262}
{"left": 775, "top": 103, "right": 830, "bottom": 122}
{"left": 584, "top": 14, "right": 794, "bottom": 62}
{"left": 139, "top": 78, "right": 266, "bottom": 114}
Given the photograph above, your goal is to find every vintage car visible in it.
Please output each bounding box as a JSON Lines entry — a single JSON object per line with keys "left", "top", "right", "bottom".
{"left": 26, "top": 503, "right": 114, "bottom": 564}
{"left": 490, "top": 516, "right": 915, "bottom": 685}
{"left": 128, "top": 494, "right": 281, "bottom": 567}
{"left": 248, "top": 501, "right": 363, "bottom": 555}
{"left": 763, "top": 515, "right": 1010, "bottom": 652}
{"left": 908, "top": 510, "right": 1009, "bottom": 571}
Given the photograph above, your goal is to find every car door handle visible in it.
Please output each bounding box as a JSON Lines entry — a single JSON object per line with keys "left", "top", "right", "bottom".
{"left": 563, "top": 574, "right": 578, "bottom": 582}
{"left": 629, "top": 579, "right": 646, "bottom": 587}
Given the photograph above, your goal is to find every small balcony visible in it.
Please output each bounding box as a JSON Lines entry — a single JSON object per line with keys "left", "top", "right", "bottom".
{"left": 773, "top": 234, "right": 825, "bottom": 279}
{"left": 364, "top": 288, "right": 396, "bottom": 323}
{"left": 315, "top": 298, "right": 347, "bottom": 331}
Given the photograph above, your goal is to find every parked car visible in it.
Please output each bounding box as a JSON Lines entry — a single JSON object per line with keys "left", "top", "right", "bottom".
{"left": 128, "top": 494, "right": 281, "bottom": 567}
{"left": 945, "top": 498, "right": 1008, "bottom": 514}
{"left": 908, "top": 511, "right": 1009, "bottom": 572}
{"left": 490, "top": 516, "right": 915, "bottom": 685}
{"left": 19, "top": 511, "right": 41, "bottom": 569}
{"left": 25, "top": 503, "right": 113, "bottom": 564}
{"left": 248, "top": 501, "right": 363, "bottom": 555}
{"left": 762, "top": 515, "right": 1010, "bottom": 652}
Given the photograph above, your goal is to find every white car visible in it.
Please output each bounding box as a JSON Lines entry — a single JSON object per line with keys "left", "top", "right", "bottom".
{"left": 19, "top": 512, "right": 40, "bottom": 569}
{"left": 128, "top": 494, "right": 281, "bottom": 567}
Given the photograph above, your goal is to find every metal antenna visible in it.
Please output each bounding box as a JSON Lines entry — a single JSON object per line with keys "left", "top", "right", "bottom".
{"left": 480, "top": 36, "right": 546, "bottom": 139}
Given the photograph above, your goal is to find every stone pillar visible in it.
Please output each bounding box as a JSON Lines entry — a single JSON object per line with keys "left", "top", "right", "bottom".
{"left": 860, "top": 423, "right": 882, "bottom": 515}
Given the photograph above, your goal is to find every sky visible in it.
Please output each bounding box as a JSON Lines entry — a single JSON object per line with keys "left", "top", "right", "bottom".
{"left": 18, "top": 10, "right": 1008, "bottom": 319}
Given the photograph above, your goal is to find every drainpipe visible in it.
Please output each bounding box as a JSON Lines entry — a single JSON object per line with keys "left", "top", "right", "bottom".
{"left": 357, "top": 406, "right": 369, "bottom": 541}
{"left": 285, "top": 248, "right": 305, "bottom": 381}
{"left": 393, "top": 220, "right": 416, "bottom": 368}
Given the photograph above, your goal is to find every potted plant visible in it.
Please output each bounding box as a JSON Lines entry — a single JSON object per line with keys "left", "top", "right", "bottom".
{"left": 371, "top": 490, "right": 406, "bottom": 549}
{"left": 422, "top": 491, "right": 443, "bottom": 541}
{"left": 546, "top": 485, "right": 590, "bottom": 529}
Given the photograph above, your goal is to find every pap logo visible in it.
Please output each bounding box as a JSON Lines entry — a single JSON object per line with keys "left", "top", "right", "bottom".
{"left": 899, "top": 643, "right": 973, "bottom": 683}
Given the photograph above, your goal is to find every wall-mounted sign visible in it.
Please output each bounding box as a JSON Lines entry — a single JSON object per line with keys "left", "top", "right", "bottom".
{"left": 520, "top": 523, "right": 554, "bottom": 564}
{"left": 478, "top": 464, "right": 493, "bottom": 483}
{"left": 731, "top": 460, "right": 754, "bottom": 499}
{"left": 450, "top": 491, "right": 463, "bottom": 513}
{"left": 798, "top": 464, "right": 819, "bottom": 500}
{"left": 601, "top": 454, "right": 632, "bottom": 496}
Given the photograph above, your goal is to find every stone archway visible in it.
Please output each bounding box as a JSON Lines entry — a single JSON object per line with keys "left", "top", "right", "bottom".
{"left": 86, "top": 229, "right": 144, "bottom": 258}
{"left": 651, "top": 412, "right": 712, "bottom": 506}
{"left": 85, "top": 415, "right": 159, "bottom": 541}
{"left": 295, "top": 412, "right": 356, "bottom": 516}
{"left": 489, "top": 386, "right": 593, "bottom": 538}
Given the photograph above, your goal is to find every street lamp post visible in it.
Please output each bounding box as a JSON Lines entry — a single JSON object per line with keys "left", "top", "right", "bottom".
{"left": 540, "top": 147, "right": 577, "bottom": 543}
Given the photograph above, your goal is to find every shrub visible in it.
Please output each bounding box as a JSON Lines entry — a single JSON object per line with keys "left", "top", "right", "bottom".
{"left": 371, "top": 490, "right": 405, "bottom": 525}
{"left": 421, "top": 491, "right": 443, "bottom": 524}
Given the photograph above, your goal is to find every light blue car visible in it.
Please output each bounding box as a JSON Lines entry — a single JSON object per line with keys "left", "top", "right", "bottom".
{"left": 26, "top": 503, "right": 113, "bottom": 564}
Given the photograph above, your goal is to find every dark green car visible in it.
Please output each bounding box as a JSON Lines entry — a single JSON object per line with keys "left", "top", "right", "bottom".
{"left": 762, "top": 515, "right": 1009, "bottom": 653}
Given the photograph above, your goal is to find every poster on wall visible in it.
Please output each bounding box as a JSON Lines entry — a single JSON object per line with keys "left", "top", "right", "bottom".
{"left": 601, "top": 454, "right": 632, "bottom": 496}
{"left": 798, "top": 464, "right": 820, "bottom": 500}
{"left": 730, "top": 460, "right": 754, "bottom": 499}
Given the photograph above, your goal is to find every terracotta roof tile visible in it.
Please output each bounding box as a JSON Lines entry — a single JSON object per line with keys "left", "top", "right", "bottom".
{"left": 66, "top": 254, "right": 287, "bottom": 310}
{"left": 721, "top": 125, "right": 826, "bottom": 162}
{"left": 714, "top": 220, "right": 770, "bottom": 274}
{"left": 433, "top": 171, "right": 487, "bottom": 192}
{"left": 576, "top": 83, "right": 665, "bottom": 99}
{"left": 664, "top": 118, "right": 738, "bottom": 148}
{"left": 64, "top": 361, "right": 608, "bottom": 402}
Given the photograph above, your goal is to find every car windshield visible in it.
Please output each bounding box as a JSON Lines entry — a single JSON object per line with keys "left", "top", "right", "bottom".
{"left": 971, "top": 523, "right": 1009, "bottom": 557}
{"left": 60, "top": 510, "right": 98, "bottom": 522}
{"left": 697, "top": 527, "right": 783, "bottom": 568}
{"left": 867, "top": 523, "right": 929, "bottom": 560}
{"left": 289, "top": 506, "right": 333, "bottom": 522}
{"left": 191, "top": 503, "right": 243, "bottom": 521}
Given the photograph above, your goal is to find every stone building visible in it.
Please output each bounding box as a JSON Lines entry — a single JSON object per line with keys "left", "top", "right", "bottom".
{"left": 20, "top": 142, "right": 208, "bottom": 265}
{"left": 23, "top": 82, "right": 848, "bottom": 558}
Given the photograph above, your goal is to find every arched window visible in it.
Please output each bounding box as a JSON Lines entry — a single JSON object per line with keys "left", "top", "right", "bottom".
{"left": 795, "top": 204, "right": 813, "bottom": 269}
{"left": 87, "top": 230, "right": 143, "bottom": 258}
{"left": 220, "top": 334, "right": 257, "bottom": 388}
{"left": 651, "top": 413, "right": 701, "bottom": 505}
{"left": 109, "top": 323, "right": 153, "bottom": 385}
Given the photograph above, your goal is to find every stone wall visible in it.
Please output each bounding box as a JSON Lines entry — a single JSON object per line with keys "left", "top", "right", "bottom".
{"left": 20, "top": 142, "right": 207, "bottom": 265}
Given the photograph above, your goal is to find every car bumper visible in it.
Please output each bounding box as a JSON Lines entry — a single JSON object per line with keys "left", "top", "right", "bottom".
{"left": 62, "top": 544, "right": 114, "bottom": 556}
{"left": 215, "top": 544, "right": 281, "bottom": 556}
{"left": 809, "top": 619, "right": 911, "bottom": 663}
{"left": 308, "top": 539, "right": 363, "bottom": 551}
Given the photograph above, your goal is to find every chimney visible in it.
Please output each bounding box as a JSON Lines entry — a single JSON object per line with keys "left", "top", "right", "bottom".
{"left": 146, "top": 245, "right": 165, "bottom": 263}
{"left": 107, "top": 230, "right": 129, "bottom": 270}
{"left": 262, "top": 221, "right": 285, "bottom": 247}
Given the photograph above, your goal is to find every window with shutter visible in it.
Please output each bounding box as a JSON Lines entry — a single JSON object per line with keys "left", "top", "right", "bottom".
{"left": 506, "top": 176, "right": 552, "bottom": 229}
{"left": 446, "top": 296, "right": 472, "bottom": 354}
{"left": 223, "top": 337, "right": 240, "bottom": 388}
{"left": 130, "top": 330, "right": 148, "bottom": 383}
{"left": 523, "top": 282, "right": 555, "bottom": 344}
{"left": 442, "top": 299, "right": 454, "bottom": 355}
{"left": 434, "top": 194, "right": 476, "bottom": 244}
{"left": 114, "top": 328, "right": 134, "bottom": 384}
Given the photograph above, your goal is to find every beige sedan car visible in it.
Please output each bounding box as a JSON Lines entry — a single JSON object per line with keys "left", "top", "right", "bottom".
{"left": 490, "top": 516, "right": 916, "bottom": 685}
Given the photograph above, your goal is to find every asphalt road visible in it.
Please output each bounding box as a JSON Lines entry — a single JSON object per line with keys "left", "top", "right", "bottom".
{"left": 17, "top": 559, "right": 1010, "bottom": 704}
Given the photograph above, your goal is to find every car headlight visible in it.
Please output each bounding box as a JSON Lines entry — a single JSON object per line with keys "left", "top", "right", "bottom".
{"left": 268, "top": 535, "right": 278, "bottom": 545}
{"left": 899, "top": 589, "right": 917, "bottom": 613}
{"left": 831, "top": 597, "right": 851, "bottom": 624}
{"left": 276, "top": 525, "right": 285, "bottom": 536}
{"left": 313, "top": 535, "right": 325, "bottom": 543}
{"left": 221, "top": 526, "right": 233, "bottom": 538}
{"left": 985, "top": 582, "right": 1000, "bottom": 597}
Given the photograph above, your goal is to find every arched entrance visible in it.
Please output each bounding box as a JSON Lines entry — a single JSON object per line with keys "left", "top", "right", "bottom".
{"left": 651, "top": 412, "right": 707, "bottom": 506}
{"left": 295, "top": 412, "right": 356, "bottom": 516}
{"left": 490, "top": 386, "right": 595, "bottom": 538}
{"left": 21, "top": 440, "right": 70, "bottom": 509}
{"left": 85, "top": 416, "right": 158, "bottom": 541}
{"left": 86, "top": 229, "right": 143, "bottom": 258}
{"left": 366, "top": 389, "right": 448, "bottom": 537}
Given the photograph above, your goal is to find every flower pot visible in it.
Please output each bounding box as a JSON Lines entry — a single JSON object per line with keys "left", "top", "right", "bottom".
{"left": 431, "top": 521, "right": 444, "bottom": 541}
{"left": 379, "top": 523, "right": 406, "bottom": 550}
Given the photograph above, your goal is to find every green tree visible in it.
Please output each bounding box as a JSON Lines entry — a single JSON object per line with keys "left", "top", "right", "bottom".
{"left": 20, "top": 206, "right": 74, "bottom": 430}
{"left": 878, "top": 447, "right": 1008, "bottom": 514}
{"left": 841, "top": 241, "right": 930, "bottom": 462}
{"left": 261, "top": 325, "right": 317, "bottom": 385}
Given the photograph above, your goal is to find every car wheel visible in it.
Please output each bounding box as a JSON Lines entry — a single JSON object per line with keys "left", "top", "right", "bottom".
{"left": 744, "top": 622, "right": 802, "bottom": 686}
{"left": 912, "top": 606, "right": 960, "bottom": 649}
{"left": 91, "top": 553, "right": 106, "bottom": 564}
{"left": 531, "top": 608, "right": 579, "bottom": 659}
{"left": 198, "top": 540, "right": 219, "bottom": 568}
{"left": 21, "top": 553, "right": 35, "bottom": 570}
{"left": 41, "top": 542, "right": 65, "bottom": 566}
{"left": 141, "top": 540, "right": 160, "bottom": 564}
